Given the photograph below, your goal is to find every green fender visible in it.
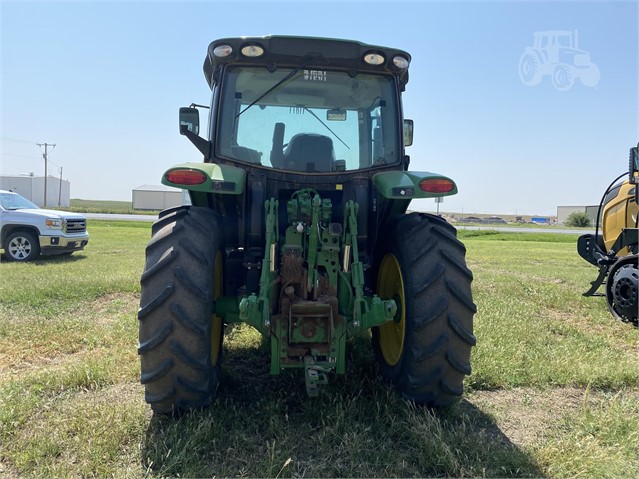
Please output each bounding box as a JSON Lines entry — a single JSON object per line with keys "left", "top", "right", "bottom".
{"left": 373, "top": 171, "right": 458, "bottom": 199}
{"left": 162, "top": 162, "right": 246, "bottom": 195}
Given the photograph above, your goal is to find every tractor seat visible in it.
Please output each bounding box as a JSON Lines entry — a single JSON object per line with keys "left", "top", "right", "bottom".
{"left": 282, "top": 133, "right": 335, "bottom": 172}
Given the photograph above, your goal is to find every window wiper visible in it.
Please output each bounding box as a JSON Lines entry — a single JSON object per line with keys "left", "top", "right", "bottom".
{"left": 303, "top": 107, "right": 350, "bottom": 150}
{"left": 236, "top": 66, "right": 304, "bottom": 119}
{"left": 235, "top": 53, "right": 325, "bottom": 119}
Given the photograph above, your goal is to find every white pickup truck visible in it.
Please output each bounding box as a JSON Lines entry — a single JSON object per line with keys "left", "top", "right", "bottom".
{"left": 0, "top": 189, "right": 89, "bottom": 261}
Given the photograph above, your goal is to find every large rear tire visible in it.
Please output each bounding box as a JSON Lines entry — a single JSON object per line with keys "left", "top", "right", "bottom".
{"left": 372, "top": 213, "right": 476, "bottom": 407}
{"left": 138, "top": 206, "right": 224, "bottom": 414}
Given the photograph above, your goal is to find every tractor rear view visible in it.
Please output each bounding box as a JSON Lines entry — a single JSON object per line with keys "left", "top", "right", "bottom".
{"left": 578, "top": 144, "right": 639, "bottom": 326}
{"left": 138, "top": 36, "right": 476, "bottom": 414}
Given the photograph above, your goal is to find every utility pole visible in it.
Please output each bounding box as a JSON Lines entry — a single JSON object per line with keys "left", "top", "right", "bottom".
{"left": 58, "top": 167, "right": 63, "bottom": 207}
{"left": 37, "top": 142, "right": 56, "bottom": 207}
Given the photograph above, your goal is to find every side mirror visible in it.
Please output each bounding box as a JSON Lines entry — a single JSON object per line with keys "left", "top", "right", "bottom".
{"left": 178, "top": 106, "right": 210, "bottom": 158}
{"left": 179, "top": 107, "right": 200, "bottom": 135}
{"left": 403, "top": 119, "right": 414, "bottom": 147}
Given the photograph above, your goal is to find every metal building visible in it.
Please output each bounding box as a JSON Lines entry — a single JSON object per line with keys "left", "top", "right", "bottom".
{"left": 132, "top": 184, "right": 188, "bottom": 211}
{"left": 557, "top": 205, "right": 599, "bottom": 225}
{"left": 0, "top": 174, "right": 71, "bottom": 207}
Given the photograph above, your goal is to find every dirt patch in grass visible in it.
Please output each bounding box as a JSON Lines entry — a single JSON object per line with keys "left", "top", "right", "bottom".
{"left": 0, "top": 292, "right": 138, "bottom": 380}
{"left": 468, "top": 386, "right": 639, "bottom": 448}
{"left": 90, "top": 291, "right": 139, "bottom": 326}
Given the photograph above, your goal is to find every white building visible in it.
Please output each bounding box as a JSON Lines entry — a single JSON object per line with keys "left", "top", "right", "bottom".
{"left": 132, "top": 184, "right": 188, "bottom": 211}
{"left": 0, "top": 174, "right": 71, "bottom": 207}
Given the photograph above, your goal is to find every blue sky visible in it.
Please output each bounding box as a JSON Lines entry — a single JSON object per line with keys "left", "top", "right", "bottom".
{"left": 1, "top": 0, "right": 637, "bottom": 216}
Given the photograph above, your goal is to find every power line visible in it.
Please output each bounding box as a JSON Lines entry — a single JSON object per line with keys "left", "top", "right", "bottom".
{"left": 0, "top": 137, "right": 37, "bottom": 145}
{"left": 2, "top": 150, "right": 63, "bottom": 169}
{"left": 1, "top": 153, "right": 42, "bottom": 160}
{"left": 41, "top": 151, "right": 62, "bottom": 169}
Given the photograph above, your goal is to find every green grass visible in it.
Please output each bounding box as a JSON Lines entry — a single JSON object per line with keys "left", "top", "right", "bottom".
{"left": 0, "top": 223, "right": 637, "bottom": 478}
{"left": 66, "top": 198, "right": 158, "bottom": 215}
{"left": 460, "top": 231, "right": 637, "bottom": 391}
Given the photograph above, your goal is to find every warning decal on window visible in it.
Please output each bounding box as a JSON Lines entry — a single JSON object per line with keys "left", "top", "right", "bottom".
{"left": 304, "top": 70, "right": 327, "bottom": 81}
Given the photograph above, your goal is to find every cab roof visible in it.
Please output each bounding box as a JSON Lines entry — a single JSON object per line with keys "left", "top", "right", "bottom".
{"left": 203, "top": 35, "right": 410, "bottom": 90}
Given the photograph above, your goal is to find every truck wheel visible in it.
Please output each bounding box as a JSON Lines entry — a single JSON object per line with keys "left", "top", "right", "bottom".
{"left": 372, "top": 213, "right": 476, "bottom": 407}
{"left": 4, "top": 230, "right": 40, "bottom": 261}
{"left": 138, "top": 206, "right": 224, "bottom": 414}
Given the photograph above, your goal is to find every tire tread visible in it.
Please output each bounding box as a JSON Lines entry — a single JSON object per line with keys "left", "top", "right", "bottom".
{"left": 372, "top": 212, "right": 476, "bottom": 407}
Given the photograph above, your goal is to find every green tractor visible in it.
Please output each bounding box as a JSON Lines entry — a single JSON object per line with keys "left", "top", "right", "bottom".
{"left": 138, "top": 36, "right": 476, "bottom": 413}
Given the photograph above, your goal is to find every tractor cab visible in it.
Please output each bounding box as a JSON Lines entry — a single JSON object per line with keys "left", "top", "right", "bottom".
{"left": 178, "top": 36, "right": 413, "bottom": 175}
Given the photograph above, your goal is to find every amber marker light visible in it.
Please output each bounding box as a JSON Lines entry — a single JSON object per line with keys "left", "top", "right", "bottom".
{"left": 419, "top": 178, "right": 456, "bottom": 193}
{"left": 165, "top": 169, "right": 207, "bottom": 185}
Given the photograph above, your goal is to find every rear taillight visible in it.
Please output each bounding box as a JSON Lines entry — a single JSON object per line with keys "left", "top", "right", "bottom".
{"left": 418, "top": 178, "right": 455, "bottom": 193}
{"left": 165, "top": 169, "right": 207, "bottom": 185}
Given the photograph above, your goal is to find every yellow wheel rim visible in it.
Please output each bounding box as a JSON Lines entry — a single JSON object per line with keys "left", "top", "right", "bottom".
{"left": 377, "top": 253, "right": 406, "bottom": 366}
{"left": 211, "top": 250, "right": 223, "bottom": 366}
